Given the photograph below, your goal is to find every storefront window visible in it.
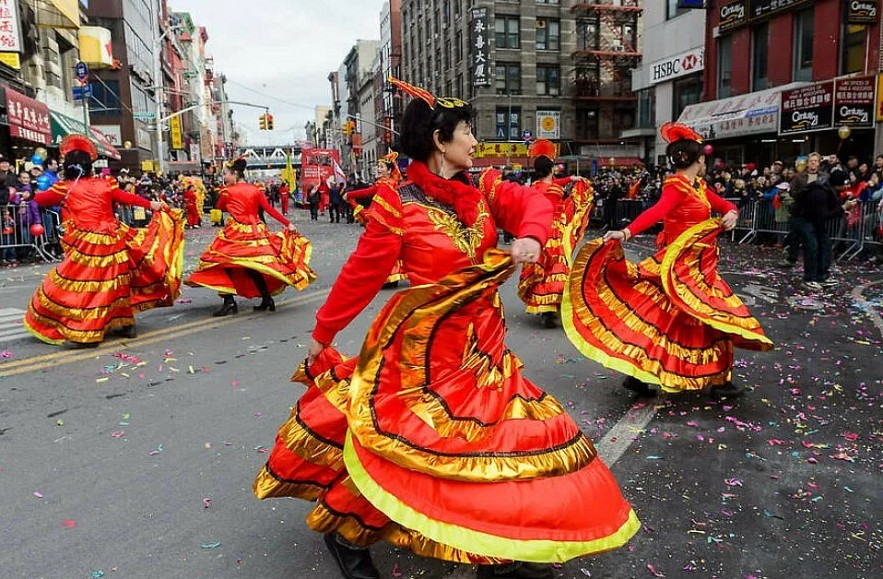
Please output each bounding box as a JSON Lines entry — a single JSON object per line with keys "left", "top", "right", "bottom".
{"left": 752, "top": 23, "right": 769, "bottom": 91}
{"left": 841, "top": 24, "right": 866, "bottom": 75}
{"left": 718, "top": 35, "right": 732, "bottom": 98}
{"left": 673, "top": 75, "right": 702, "bottom": 121}
{"left": 793, "top": 9, "right": 814, "bottom": 82}
{"left": 637, "top": 89, "right": 655, "bottom": 129}
{"left": 667, "top": 0, "right": 689, "bottom": 20}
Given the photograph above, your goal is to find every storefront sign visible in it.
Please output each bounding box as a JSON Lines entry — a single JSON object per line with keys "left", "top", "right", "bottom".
{"left": 0, "top": 0, "right": 23, "bottom": 52}
{"left": 92, "top": 124, "right": 122, "bottom": 146}
{"left": 474, "top": 142, "right": 528, "bottom": 159}
{"left": 779, "top": 82, "right": 835, "bottom": 135}
{"left": 536, "top": 111, "right": 560, "bottom": 140}
{"left": 719, "top": 0, "right": 748, "bottom": 33}
{"left": 875, "top": 74, "right": 883, "bottom": 121}
{"left": 847, "top": 1, "right": 878, "bottom": 24}
{"left": 169, "top": 115, "right": 184, "bottom": 150}
{"left": 0, "top": 52, "right": 20, "bottom": 69}
{"left": 649, "top": 48, "right": 704, "bottom": 85}
{"left": 834, "top": 75, "right": 876, "bottom": 129}
{"left": 470, "top": 7, "right": 490, "bottom": 87}
{"left": 5, "top": 88, "right": 52, "bottom": 145}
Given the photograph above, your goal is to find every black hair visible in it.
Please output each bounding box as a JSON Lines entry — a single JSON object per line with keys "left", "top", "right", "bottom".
{"left": 228, "top": 158, "right": 247, "bottom": 180}
{"left": 42, "top": 158, "right": 57, "bottom": 170}
{"left": 63, "top": 150, "right": 94, "bottom": 180}
{"left": 399, "top": 98, "right": 474, "bottom": 162}
{"left": 666, "top": 139, "right": 704, "bottom": 170}
{"left": 534, "top": 156, "right": 554, "bottom": 179}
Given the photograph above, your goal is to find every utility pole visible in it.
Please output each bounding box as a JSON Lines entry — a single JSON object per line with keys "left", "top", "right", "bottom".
{"left": 153, "top": 15, "right": 184, "bottom": 176}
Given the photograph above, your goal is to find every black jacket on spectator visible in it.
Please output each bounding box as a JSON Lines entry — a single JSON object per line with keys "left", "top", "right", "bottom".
{"left": 792, "top": 181, "right": 843, "bottom": 226}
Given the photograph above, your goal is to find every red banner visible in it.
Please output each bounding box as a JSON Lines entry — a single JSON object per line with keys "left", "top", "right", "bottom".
{"left": 5, "top": 88, "right": 52, "bottom": 146}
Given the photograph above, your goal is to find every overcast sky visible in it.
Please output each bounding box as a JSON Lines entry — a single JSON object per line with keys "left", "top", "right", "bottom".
{"left": 171, "top": 1, "right": 386, "bottom": 147}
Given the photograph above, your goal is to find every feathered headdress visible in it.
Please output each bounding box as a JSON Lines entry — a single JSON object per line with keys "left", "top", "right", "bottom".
{"left": 660, "top": 122, "right": 703, "bottom": 144}
{"left": 528, "top": 139, "right": 558, "bottom": 160}
{"left": 388, "top": 76, "right": 469, "bottom": 110}
{"left": 225, "top": 153, "right": 248, "bottom": 169}
{"left": 60, "top": 134, "right": 98, "bottom": 161}
{"left": 380, "top": 151, "right": 403, "bottom": 182}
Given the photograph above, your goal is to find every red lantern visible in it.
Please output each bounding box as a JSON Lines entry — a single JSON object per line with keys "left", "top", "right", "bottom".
{"left": 30, "top": 224, "right": 45, "bottom": 237}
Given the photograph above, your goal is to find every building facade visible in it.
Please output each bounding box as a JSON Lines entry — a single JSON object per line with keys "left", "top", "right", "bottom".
{"left": 691, "top": 0, "right": 882, "bottom": 165}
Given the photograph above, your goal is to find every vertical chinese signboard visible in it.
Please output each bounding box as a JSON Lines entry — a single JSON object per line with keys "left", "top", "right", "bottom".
{"left": 471, "top": 7, "right": 490, "bottom": 87}
{"left": 833, "top": 75, "right": 876, "bottom": 129}
{"left": 0, "top": 0, "right": 23, "bottom": 70}
{"left": 169, "top": 114, "right": 184, "bottom": 150}
{"left": 779, "top": 82, "right": 835, "bottom": 135}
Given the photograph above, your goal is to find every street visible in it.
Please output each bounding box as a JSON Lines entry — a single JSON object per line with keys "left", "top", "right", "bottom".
{"left": 1, "top": 216, "right": 881, "bottom": 579}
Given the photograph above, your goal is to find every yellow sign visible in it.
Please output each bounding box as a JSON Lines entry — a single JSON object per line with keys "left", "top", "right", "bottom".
{"left": 474, "top": 142, "right": 529, "bottom": 159}
{"left": 141, "top": 160, "right": 156, "bottom": 173}
{"left": 877, "top": 74, "right": 883, "bottom": 122}
{"left": 0, "top": 52, "right": 21, "bottom": 70}
{"left": 169, "top": 115, "right": 184, "bottom": 150}
{"left": 78, "top": 26, "right": 114, "bottom": 68}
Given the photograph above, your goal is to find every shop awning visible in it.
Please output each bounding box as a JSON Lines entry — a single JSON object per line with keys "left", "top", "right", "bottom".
{"left": 35, "top": 0, "right": 80, "bottom": 30}
{"left": 677, "top": 82, "right": 809, "bottom": 140}
{"left": 4, "top": 87, "right": 52, "bottom": 146}
{"left": 50, "top": 112, "right": 122, "bottom": 160}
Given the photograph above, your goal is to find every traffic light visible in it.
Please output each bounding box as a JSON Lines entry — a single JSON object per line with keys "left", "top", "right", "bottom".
{"left": 342, "top": 121, "right": 352, "bottom": 136}
{"left": 266, "top": 114, "right": 274, "bottom": 131}
{"left": 259, "top": 114, "right": 267, "bottom": 130}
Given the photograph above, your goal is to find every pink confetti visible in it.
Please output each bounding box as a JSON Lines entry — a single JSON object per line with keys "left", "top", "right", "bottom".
{"left": 724, "top": 478, "right": 743, "bottom": 487}
{"left": 231, "top": 380, "right": 240, "bottom": 388}
{"left": 61, "top": 520, "right": 76, "bottom": 528}
{"left": 203, "top": 498, "right": 212, "bottom": 509}
{"left": 391, "top": 563, "right": 402, "bottom": 578}
{"left": 686, "top": 420, "right": 699, "bottom": 428}
{"left": 1, "top": 349, "right": 13, "bottom": 359}
{"left": 111, "top": 431, "right": 125, "bottom": 439}
{"left": 647, "top": 563, "right": 666, "bottom": 577}
{"left": 843, "top": 432, "right": 859, "bottom": 441}
{"left": 33, "top": 491, "right": 44, "bottom": 498}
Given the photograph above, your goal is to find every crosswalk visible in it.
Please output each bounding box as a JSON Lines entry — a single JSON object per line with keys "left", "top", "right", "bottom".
{"left": 0, "top": 308, "right": 29, "bottom": 344}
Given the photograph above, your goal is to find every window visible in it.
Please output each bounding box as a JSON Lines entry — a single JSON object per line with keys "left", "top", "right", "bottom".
{"left": 718, "top": 35, "right": 732, "bottom": 98}
{"left": 667, "top": 0, "right": 689, "bottom": 20}
{"left": 536, "top": 65, "right": 560, "bottom": 95}
{"left": 495, "top": 62, "right": 521, "bottom": 95}
{"left": 576, "top": 17, "right": 599, "bottom": 51}
{"left": 842, "top": 24, "right": 866, "bottom": 75}
{"left": 90, "top": 79, "right": 122, "bottom": 117}
{"left": 792, "top": 9, "right": 814, "bottom": 82}
{"left": 752, "top": 23, "right": 769, "bottom": 90}
{"left": 496, "top": 107, "right": 521, "bottom": 140}
{"left": 536, "top": 18, "right": 560, "bottom": 50}
{"left": 575, "top": 107, "right": 598, "bottom": 141}
{"left": 455, "top": 31, "right": 462, "bottom": 62}
{"left": 537, "top": 0, "right": 559, "bottom": 4}
{"left": 672, "top": 76, "right": 702, "bottom": 120}
{"left": 637, "top": 89, "right": 655, "bottom": 129}
{"left": 495, "top": 16, "right": 520, "bottom": 49}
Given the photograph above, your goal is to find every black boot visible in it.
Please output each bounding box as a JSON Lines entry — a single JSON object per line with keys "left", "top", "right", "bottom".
{"left": 541, "top": 312, "right": 556, "bottom": 329}
{"left": 253, "top": 296, "right": 276, "bottom": 312}
{"left": 117, "top": 324, "right": 137, "bottom": 339}
{"left": 323, "top": 533, "right": 379, "bottom": 579}
{"left": 710, "top": 381, "right": 745, "bottom": 398}
{"left": 212, "top": 295, "right": 238, "bottom": 317}
{"left": 623, "top": 375, "right": 656, "bottom": 397}
{"left": 382, "top": 280, "right": 399, "bottom": 289}
{"left": 476, "top": 562, "right": 554, "bottom": 579}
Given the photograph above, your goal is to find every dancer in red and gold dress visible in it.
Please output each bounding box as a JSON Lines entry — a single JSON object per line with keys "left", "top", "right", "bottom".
{"left": 344, "top": 152, "right": 403, "bottom": 225}
{"left": 254, "top": 79, "right": 638, "bottom": 579}
{"left": 518, "top": 139, "right": 594, "bottom": 328}
{"left": 24, "top": 134, "right": 185, "bottom": 346}
{"left": 182, "top": 180, "right": 201, "bottom": 228}
{"left": 563, "top": 123, "right": 773, "bottom": 398}
{"left": 186, "top": 156, "right": 316, "bottom": 316}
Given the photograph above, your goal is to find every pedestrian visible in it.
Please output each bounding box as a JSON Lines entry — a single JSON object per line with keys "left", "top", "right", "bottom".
{"left": 329, "top": 180, "right": 344, "bottom": 223}
{"left": 254, "top": 77, "right": 639, "bottom": 579}
{"left": 185, "top": 155, "right": 316, "bottom": 316}
{"left": 517, "top": 139, "right": 594, "bottom": 328}
{"left": 307, "top": 183, "right": 320, "bottom": 221}
{"left": 780, "top": 152, "right": 830, "bottom": 268}
{"left": 23, "top": 134, "right": 185, "bottom": 346}
{"left": 182, "top": 179, "right": 201, "bottom": 228}
{"left": 562, "top": 122, "right": 773, "bottom": 399}
{"left": 279, "top": 182, "right": 290, "bottom": 215}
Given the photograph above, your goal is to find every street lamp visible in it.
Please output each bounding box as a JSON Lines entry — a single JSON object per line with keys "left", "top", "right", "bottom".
{"left": 153, "top": 22, "right": 184, "bottom": 175}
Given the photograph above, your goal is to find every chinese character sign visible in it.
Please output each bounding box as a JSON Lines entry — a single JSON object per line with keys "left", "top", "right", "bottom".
{"left": 5, "top": 87, "right": 52, "bottom": 145}
{"left": 834, "top": 76, "right": 876, "bottom": 129}
{"left": 471, "top": 7, "right": 490, "bottom": 87}
{"left": 0, "top": 0, "right": 22, "bottom": 53}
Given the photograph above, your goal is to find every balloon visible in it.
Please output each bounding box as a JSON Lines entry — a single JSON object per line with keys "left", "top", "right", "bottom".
{"left": 34, "top": 147, "right": 48, "bottom": 159}
{"left": 837, "top": 126, "right": 851, "bottom": 140}
{"left": 703, "top": 144, "right": 714, "bottom": 156}
{"left": 30, "top": 224, "right": 45, "bottom": 237}
{"left": 35, "top": 174, "right": 52, "bottom": 191}
{"left": 31, "top": 154, "right": 44, "bottom": 165}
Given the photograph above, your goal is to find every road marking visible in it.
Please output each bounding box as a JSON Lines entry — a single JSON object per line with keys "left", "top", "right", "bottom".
{"left": 0, "top": 289, "right": 330, "bottom": 377}
{"left": 596, "top": 402, "right": 658, "bottom": 465}
{"left": 0, "top": 307, "right": 29, "bottom": 344}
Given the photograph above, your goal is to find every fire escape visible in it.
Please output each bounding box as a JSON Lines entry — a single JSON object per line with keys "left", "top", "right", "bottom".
{"left": 571, "top": 0, "right": 642, "bottom": 143}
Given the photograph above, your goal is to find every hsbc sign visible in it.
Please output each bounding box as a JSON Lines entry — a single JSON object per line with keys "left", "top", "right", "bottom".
{"left": 649, "top": 48, "right": 705, "bottom": 85}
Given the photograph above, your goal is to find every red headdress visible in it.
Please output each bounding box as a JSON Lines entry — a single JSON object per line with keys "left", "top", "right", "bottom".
{"left": 660, "top": 122, "right": 703, "bottom": 144}
{"left": 528, "top": 139, "right": 558, "bottom": 161}
{"left": 60, "top": 134, "right": 98, "bottom": 161}
{"left": 380, "top": 151, "right": 403, "bottom": 182}
{"left": 388, "top": 76, "right": 469, "bottom": 110}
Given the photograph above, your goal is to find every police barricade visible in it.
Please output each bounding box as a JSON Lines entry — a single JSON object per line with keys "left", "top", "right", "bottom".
{"left": 826, "top": 200, "right": 881, "bottom": 262}
{"left": 0, "top": 204, "right": 61, "bottom": 264}
{"left": 613, "top": 199, "right": 645, "bottom": 229}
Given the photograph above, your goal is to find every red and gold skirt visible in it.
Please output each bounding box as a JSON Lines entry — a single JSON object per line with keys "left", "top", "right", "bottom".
{"left": 24, "top": 208, "right": 185, "bottom": 345}
{"left": 185, "top": 218, "right": 316, "bottom": 298}
{"left": 562, "top": 220, "right": 773, "bottom": 392}
{"left": 255, "top": 250, "right": 638, "bottom": 563}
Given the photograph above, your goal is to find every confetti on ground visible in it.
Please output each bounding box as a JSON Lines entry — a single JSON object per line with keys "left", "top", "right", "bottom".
{"left": 200, "top": 542, "right": 222, "bottom": 549}
{"left": 61, "top": 520, "right": 76, "bottom": 528}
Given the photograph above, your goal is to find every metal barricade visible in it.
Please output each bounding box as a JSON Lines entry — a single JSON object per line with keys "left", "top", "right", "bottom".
{"left": 613, "top": 199, "right": 644, "bottom": 228}
{"left": 0, "top": 203, "right": 58, "bottom": 263}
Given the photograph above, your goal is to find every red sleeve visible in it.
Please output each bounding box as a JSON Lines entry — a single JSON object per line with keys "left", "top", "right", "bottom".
{"left": 625, "top": 186, "right": 685, "bottom": 237}
{"left": 706, "top": 189, "right": 738, "bottom": 214}
{"left": 553, "top": 177, "right": 572, "bottom": 187}
{"left": 111, "top": 189, "right": 151, "bottom": 209}
{"left": 347, "top": 184, "right": 378, "bottom": 200}
{"left": 313, "top": 188, "right": 403, "bottom": 345}
{"left": 34, "top": 182, "right": 67, "bottom": 207}
{"left": 216, "top": 188, "right": 229, "bottom": 211}
{"left": 258, "top": 193, "right": 290, "bottom": 227}
{"left": 477, "top": 169, "right": 552, "bottom": 244}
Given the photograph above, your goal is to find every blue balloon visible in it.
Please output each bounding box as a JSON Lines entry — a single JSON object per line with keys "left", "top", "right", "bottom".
{"left": 31, "top": 154, "right": 44, "bottom": 165}
{"left": 36, "top": 174, "right": 52, "bottom": 191}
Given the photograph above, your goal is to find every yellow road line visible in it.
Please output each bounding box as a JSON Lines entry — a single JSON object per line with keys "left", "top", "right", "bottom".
{"left": 0, "top": 289, "right": 330, "bottom": 378}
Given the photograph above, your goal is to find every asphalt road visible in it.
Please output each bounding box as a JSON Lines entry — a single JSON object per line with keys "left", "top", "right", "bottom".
{"left": 0, "top": 213, "right": 880, "bottom": 579}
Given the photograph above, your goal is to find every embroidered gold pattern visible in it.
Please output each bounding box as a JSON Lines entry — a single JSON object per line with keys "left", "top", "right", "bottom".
{"left": 426, "top": 202, "right": 489, "bottom": 260}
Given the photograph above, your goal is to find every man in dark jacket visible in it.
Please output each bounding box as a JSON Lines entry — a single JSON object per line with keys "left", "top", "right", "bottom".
{"left": 791, "top": 169, "right": 852, "bottom": 289}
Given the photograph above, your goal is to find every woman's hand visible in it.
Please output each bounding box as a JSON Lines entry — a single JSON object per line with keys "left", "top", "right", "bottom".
{"left": 511, "top": 237, "right": 542, "bottom": 265}
{"left": 603, "top": 228, "right": 631, "bottom": 243}
{"left": 149, "top": 200, "right": 163, "bottom": 212}
{"left": 287, "top": 223, "right": 298, "bottom": 233}
{"left": 721, "top": 210, "right": 739, "bottom": 231}
{"left": 307, "top": 339, "right": 325, "bottom": 367}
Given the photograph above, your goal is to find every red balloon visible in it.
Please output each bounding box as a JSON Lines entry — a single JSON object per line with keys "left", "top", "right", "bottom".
{"left": 30, "top": 224, "right": 45, "bottom": 237}
{"left": 703, "top": 144, "right": 714, "bottom": 156}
